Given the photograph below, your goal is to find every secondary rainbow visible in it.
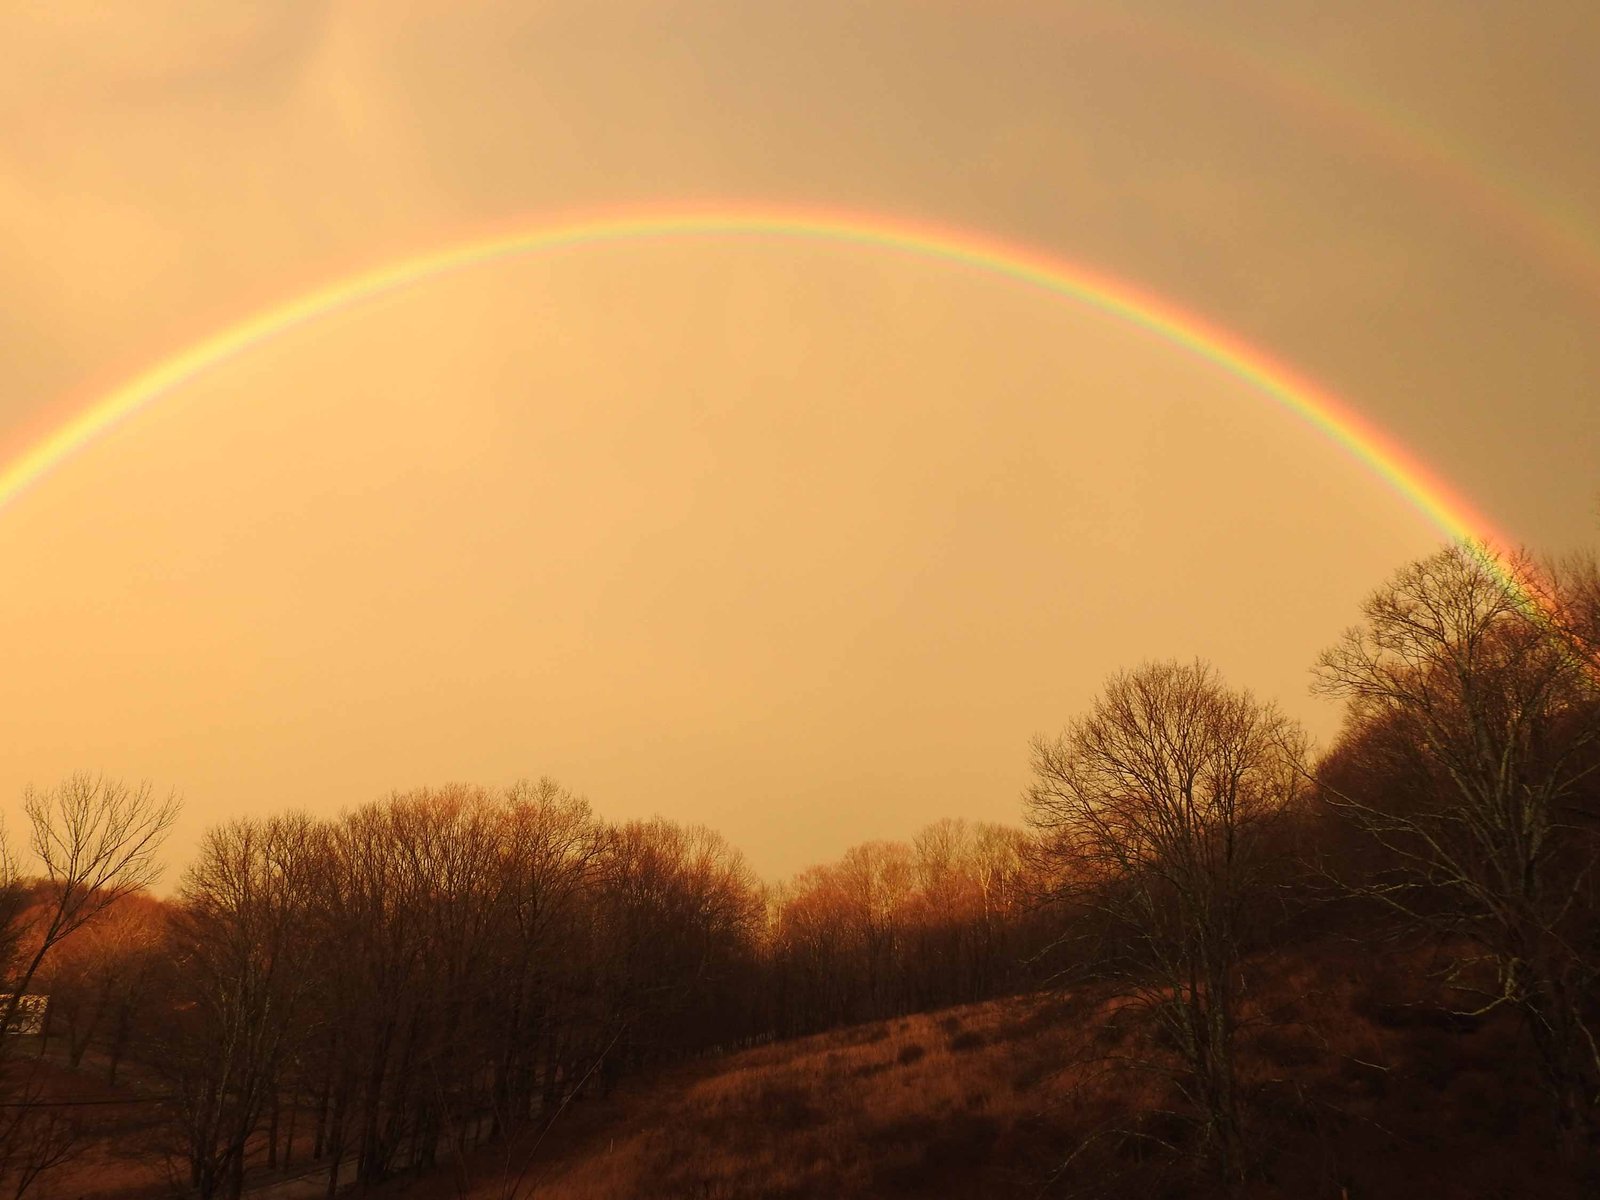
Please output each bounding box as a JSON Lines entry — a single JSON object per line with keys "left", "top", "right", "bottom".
{"left": 1085, "top": 4, "right": 1600, "bottom": 304}
{"left": 0, "top": 204, "right": 1507, "bottom": 559}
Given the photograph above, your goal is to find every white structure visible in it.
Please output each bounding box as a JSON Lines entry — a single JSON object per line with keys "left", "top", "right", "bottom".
{"left": 0, "top": 995, "right": 48, "bottom": 1036}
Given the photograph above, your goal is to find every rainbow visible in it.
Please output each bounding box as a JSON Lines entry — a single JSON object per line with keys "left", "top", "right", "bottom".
{"left": 0, "top": 204, "right": 1509, "bottom": 560}
{"left": 1077, "top": 4, "right": 1600, "bottom": 305}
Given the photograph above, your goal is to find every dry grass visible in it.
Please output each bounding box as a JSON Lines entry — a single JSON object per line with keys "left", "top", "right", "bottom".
{"left": 319, "top": 939, "right": 1595, "bottom": 1199}
{"left": 488, "top": 999, "right": 1076, "bottom": 1200}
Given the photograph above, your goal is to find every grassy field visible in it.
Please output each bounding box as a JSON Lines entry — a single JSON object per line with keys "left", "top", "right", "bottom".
{"left": 11, "top": 930, "right": 1580, "bottom": 1200}
{"left": 363, "top": 933, "right": 1578, "bottom": 1200}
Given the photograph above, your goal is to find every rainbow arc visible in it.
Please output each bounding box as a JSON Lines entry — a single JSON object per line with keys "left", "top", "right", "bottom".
{"left": 0, "top": 205, "right": 1506, "bottom": 550}
{"left": 4, "top": 201, "right": 1553, "bottom": 643}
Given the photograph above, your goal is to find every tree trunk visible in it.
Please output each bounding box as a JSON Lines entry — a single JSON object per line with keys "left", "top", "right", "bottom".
{"left": 284, "top": 1097, "right": 297, "bottom": 1171}
{"left": 267, "top": 1093, "right": 280, "bottom": 1170}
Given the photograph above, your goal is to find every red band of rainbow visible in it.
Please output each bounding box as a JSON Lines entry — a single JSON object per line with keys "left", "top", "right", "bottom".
{"left": 0, "top": 205, "right": 1511, "bottom": 564}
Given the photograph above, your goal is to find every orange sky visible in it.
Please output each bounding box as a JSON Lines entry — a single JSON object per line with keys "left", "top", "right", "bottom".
{"left": 0, "top": 2, "right": 1595, "bottom": 882}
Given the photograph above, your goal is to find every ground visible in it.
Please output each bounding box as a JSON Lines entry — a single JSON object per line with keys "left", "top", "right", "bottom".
{"left": 12, "top": 937, "right": 1587, "bottom": 1199}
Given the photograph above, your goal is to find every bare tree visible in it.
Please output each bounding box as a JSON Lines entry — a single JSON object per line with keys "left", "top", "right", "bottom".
{"left": 1313, "top": 542, "right": 1600, "bottom": 1157}
{"left": 908, "top": 820, "right": 1033, "bottom": 1006}
{"left": 768, "top": 820, "right": 1039, "bottom": 1035}
{"left": 0, "top": 775, "right": 176, "bottom": 1199}
{"left": 0, "top": 1097, "right": 80, "bottom": 1200}
{"left": 588, "top": 819, "right": 763, "bottom": 1079}
{"left": 2, "top": 774, "right": 178, "bottom": 1032}
{"left": 29, "top": 896, "right": 166, "bottom": 1072}
{"left": 1026, "top": 660, "right": 1308, "bottom": 1187}
{"left": 487, "top": 779, "right": 600, "bottom": 1128}
{"left": 158, "top": 814, "right": 321, "bottom": 1200}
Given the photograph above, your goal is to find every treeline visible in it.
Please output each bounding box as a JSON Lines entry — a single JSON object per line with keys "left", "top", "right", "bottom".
{"left": 155, "top": 788, "right": 766, "bottom": 1196}
{"left": 771, "top": 825, "right": 1062, "bottom": 1036}
{"left": 770, "top": 821, "right": 1050, "bottom": 1033}
{"left": 2, "top": 540, "right": 1597, "bottom": 1198}
{"left": 8, "top": 787, "right": 1048, "bottom": 1197}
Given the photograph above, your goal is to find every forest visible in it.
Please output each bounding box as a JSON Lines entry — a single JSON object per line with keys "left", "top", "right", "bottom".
{"left": 1, "top": 539, "right": 1597, "bottom": 1199}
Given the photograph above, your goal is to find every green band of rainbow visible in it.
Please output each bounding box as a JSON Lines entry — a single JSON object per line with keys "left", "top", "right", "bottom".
{"left": 0, "top": 204, "right": 1508, "bottom": 561}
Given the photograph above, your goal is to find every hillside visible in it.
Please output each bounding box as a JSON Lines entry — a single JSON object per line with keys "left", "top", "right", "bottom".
{"left": 362, "top": 934, "right": 1578, "bottom": 1200}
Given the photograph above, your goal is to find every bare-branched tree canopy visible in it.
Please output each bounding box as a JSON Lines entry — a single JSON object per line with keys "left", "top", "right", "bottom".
{"left": 1026, "top": 659, "right": 1308, "bottom": 1185}
{"left": 1313, "top": 542, "right": 1600, "bottom": 1155}
{"left": 0, "top": 773, "right": 178, "bottom": 1200}
{"left": 2, "top": 774, "right": 178, "bottom": 1036}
